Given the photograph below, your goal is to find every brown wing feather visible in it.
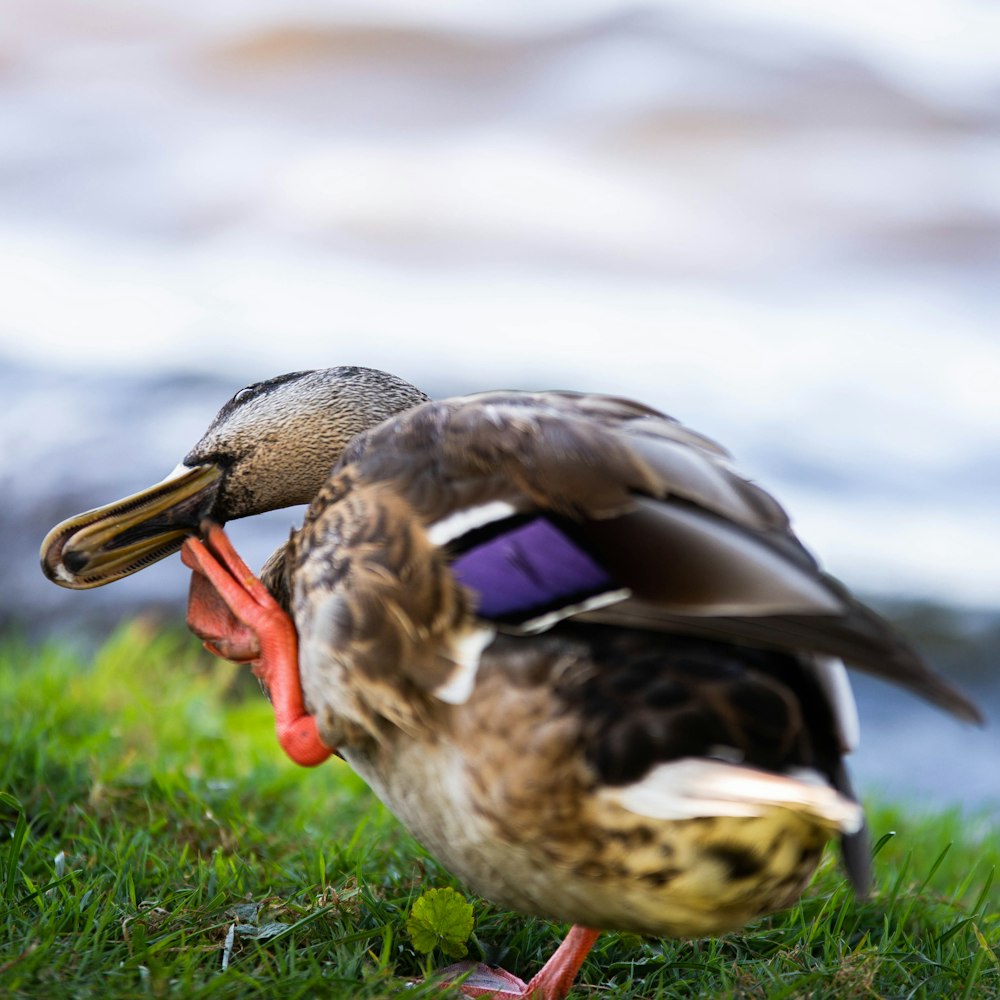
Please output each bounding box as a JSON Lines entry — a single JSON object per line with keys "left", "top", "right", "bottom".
{"left": 319, "top": 391, "right": 981, "bottom": 724}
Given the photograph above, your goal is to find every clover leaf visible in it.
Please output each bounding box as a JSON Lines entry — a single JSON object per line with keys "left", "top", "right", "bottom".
{"left": 406, "top": 887, "right": 475, "bottom": 959}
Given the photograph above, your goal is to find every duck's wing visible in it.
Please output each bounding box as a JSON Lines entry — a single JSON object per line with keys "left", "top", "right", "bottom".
{"left": 337, "top": 391, "right": 980, "bottom": 724}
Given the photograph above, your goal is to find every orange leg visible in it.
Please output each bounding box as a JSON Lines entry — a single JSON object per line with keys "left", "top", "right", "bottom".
{"left": 442, "top": 926, "right": 601, "bottom": 1000}
{"left": 181, "top": 522, "right": 334, "bottom": 767}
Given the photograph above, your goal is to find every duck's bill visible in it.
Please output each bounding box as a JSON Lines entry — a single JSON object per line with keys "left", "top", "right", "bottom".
{"left": 40, "top": 464, "right": 223, "bottom": 589}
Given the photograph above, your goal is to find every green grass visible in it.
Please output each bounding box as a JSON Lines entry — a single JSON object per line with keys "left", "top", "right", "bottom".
{"left": 1, "top": 624, "right": 998, "bottom": 998}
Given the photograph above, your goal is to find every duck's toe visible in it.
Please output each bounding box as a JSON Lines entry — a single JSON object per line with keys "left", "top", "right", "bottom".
{"left": 436, "top": 961, "right": 528, "bottom": 997}
{"left": 435, "top": 926, "right": 600, "bottom": 1000}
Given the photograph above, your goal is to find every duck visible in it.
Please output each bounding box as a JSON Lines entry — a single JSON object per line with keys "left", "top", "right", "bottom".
{"left": 41, "top": 365, "right": 981, "bottom": 1000}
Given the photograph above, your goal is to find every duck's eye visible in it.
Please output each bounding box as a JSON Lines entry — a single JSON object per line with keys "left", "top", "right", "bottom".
{"left": 233, "top": 385, "right": 258, "bottom": 405}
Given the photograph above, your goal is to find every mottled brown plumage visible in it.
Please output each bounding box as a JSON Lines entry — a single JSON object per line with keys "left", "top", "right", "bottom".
{"left": 264, "top": 384, "right": 976, "bottom": 725}
{"left": 40, "top": 366, "right": 981, "bottom": 1000}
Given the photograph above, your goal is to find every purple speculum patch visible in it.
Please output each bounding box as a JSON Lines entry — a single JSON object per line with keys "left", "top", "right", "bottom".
{"left": 449, "top": 516, "right": 615, "bottom": 622}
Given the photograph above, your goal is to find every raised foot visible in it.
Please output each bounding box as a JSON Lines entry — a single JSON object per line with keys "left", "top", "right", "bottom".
{"left": 437, "top": 927, "right": 601, "bottom": 1000}
{"left": 437, "top": 962, "right": 529, "bottom": 998}
{"left": 181, "top": 521, "right": 334, "bottom": 767}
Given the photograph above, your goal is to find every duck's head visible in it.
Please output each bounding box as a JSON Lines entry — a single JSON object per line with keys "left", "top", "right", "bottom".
{"left": 41, "top": 366, "right": 428, "bottom": 589}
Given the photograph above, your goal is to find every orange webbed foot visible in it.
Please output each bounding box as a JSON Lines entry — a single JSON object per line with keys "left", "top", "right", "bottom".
{"left": 185, "top": 555, "right": 262, "bottom": 663}
{"left": 181, "top": 521, "right": 334, "bottom": 768}
{"left": 438, "top": 927, "right": 601, "bottom": 1000}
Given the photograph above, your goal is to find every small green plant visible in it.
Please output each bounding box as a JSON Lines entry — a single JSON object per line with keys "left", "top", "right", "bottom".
{"left": 407, "top": 886, "right": 475, "bottom": 959}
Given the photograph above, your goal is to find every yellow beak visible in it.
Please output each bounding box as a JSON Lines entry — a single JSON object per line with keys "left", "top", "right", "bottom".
{"left": 40, "top": 464, "right": 222, "bottom": 589}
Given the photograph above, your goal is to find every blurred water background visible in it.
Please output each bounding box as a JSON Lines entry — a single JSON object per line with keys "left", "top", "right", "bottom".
{"left": 2, "top": 0, "right": 998, "bottom": 810}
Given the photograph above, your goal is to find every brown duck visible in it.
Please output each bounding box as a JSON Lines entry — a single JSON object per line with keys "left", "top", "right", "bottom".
{"left": 41, "top": 366, "right": 980, "bottom": 999}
